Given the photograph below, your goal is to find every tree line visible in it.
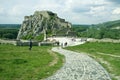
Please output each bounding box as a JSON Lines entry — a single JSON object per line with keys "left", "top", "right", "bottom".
{"left": 0, "top": 24, "right": 20, "bottom": 39}
{"left": 0, "top": 29, "right": 19, "bottom": 39}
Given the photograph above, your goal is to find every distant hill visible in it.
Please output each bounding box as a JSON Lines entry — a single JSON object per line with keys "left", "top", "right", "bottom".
{"left": 72, "top": 24, "right": 91, "bottom": 27}
{"left": 72, "top": 20, "right": 120, "bottom": 29}
{"left": 0, "top": 24, "right": 21, "bottom": 29}
{"left": 96, "top": 20, "right": 120, "bottom": 29}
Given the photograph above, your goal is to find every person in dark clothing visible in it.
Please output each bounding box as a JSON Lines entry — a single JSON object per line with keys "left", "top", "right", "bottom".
{"left": 57, "top": 41, "right": 60, "bottom": 46}
{"left": 29, "top": 39, "right": 32, "bottom": 50}
{"left": 61, "top": 43, "right": 63, "bottom": 48}
{"left": 65, "top": 42, "right": 67, "bottom": 46}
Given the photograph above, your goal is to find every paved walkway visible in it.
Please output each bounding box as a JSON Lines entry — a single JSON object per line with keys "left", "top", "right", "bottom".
{"left": 46, "top": 47, "right": 111, "bottom": 80}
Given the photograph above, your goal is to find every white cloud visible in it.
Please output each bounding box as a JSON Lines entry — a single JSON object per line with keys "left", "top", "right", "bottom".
{"left": 89, "top": 6, "right": 105, "bottom": 16}
{"left": 34, "top": 2, "right": 62, "bottom": 11}
{"left": 8, "top": 5, "right": 34, "bottom": 17}
{"left": 94, "top": 0, "right": 111, "bottom": 5}
{"left": 0, "top": 7, "right": 4, "bottom": 14}
{"left": 9, "top": 5, "right": 24, "bottom": 16}
{"left": 0, "top": 0, "right": 120, "bottom": 24}
{"left": 112, "top": 8, "right": 120, "bottom": 15}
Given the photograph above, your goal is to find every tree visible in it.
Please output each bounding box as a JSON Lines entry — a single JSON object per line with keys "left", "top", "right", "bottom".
{"left": 3, "top": 33, "right": 15, "bottom": 39}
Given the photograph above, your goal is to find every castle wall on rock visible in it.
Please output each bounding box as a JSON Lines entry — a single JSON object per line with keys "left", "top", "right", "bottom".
{"left": 17, "top": 11, "right": 72, "bottom": 40}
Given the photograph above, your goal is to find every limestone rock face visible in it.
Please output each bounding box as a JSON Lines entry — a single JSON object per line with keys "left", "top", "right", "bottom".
{"left": 17, "top": 11, "right": 71, "bottom": 40}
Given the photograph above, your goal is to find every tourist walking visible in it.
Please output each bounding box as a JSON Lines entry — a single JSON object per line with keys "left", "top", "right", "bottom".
{"left": 29, "top": 39, "right": 32, "bottom": 50}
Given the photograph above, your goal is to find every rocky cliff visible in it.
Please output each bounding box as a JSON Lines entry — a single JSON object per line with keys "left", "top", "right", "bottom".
{"left": 17, "top": 11, "right": 71, "bottom": 40}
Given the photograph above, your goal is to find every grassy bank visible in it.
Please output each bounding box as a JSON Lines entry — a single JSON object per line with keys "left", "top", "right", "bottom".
{"left": 0, "top": 44, "right": 64, "bottom": 80}
{"left": 65, "top": 42, "right": 120, "bottom": 80}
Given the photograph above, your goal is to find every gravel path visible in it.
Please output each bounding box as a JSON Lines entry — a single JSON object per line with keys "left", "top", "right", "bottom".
{"left": 46, "top": 47, "right": 111, "bottom": 80}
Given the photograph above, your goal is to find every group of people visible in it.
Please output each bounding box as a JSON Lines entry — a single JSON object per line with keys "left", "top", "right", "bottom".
{"left": 61, "top": 42, "right": 67, "bottom": 47}
{"left": 57, "top": 42, "right": 67, "bottom": 47}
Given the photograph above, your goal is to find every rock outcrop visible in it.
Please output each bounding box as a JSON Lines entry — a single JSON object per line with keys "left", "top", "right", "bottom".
{"left": 17, "top": 11, "right": 72, "bottom": 40}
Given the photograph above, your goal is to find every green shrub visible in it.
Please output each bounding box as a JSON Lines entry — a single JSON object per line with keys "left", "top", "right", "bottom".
{"left": 3, "top": 33, "right": 16, "bottom": 39}
{"left": 34, "top": 34, "right": 44, "bottom": 41}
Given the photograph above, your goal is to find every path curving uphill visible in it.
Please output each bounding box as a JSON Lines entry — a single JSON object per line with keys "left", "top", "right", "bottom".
{"left": 46, "top": 47, "right": 111, "bottom": 80}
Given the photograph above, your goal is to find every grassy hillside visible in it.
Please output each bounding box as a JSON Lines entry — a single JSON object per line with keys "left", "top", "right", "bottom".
{"left": 65, "top": 42, "right": 120, "bottom": 80}
{"left": 0, "top": 44, "right": 64, "bottom": 80}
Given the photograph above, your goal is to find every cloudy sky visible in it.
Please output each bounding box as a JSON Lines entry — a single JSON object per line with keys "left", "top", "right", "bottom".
{"left": 0, "top": 0, "right": 120, "bottom": 24}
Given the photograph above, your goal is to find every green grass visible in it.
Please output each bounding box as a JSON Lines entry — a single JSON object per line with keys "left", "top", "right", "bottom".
{"left": 0, "top": 44, "right": 64, "bottom": 80}
{"left": 65, "top": 42, "right": 120, "bottom": 80}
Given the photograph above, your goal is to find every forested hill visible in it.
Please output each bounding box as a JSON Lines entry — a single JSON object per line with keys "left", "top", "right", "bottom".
{"left": 72, "top": 20, "right": 120, "bottom": 39}
{"left": 96, "top": 20, "right": 120, "bottom": 29}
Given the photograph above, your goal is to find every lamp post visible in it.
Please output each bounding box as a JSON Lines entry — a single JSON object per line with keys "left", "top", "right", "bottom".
{"left": 43, "top": 27, "right": 47, "bottom": 41}
{"left": 43, "top": 19, "right": 47, "bottom": 41}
